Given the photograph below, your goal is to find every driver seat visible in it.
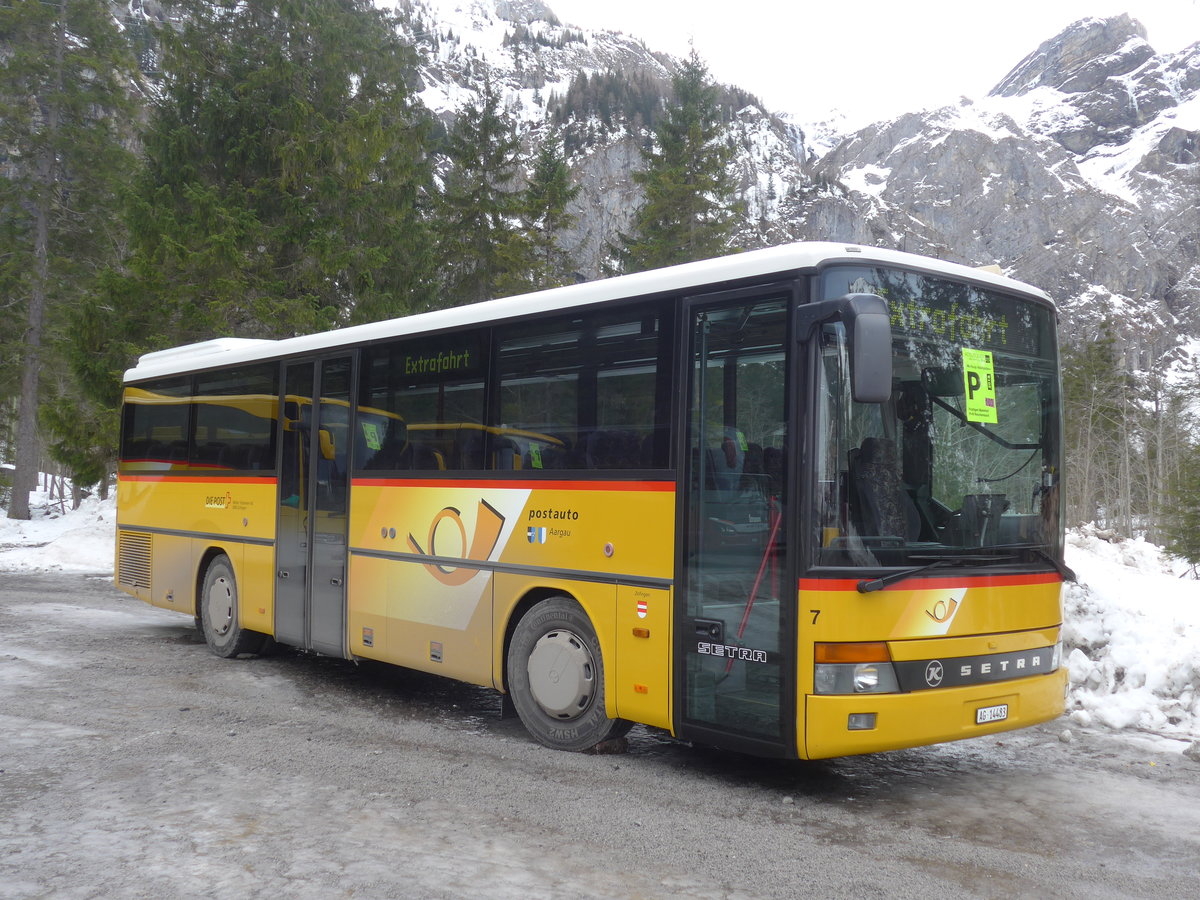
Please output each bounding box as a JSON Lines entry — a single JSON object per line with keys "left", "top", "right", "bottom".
{"left": 853, "top": 437, "right": 921, "bottom": 540}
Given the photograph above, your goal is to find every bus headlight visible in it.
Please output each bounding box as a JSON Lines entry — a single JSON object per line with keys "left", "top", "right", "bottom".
{"left": 814, "top": 643, "right": 900, "bottom": 695}
{"left": 814, "top": 662, "right": 901, "bottom": 694}
{"left": 854, "top": 664, "right": 883, "bottom": 692}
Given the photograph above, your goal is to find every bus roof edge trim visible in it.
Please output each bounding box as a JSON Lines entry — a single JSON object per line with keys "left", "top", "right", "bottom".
{"left": 134, "top": 338, "right": 278, "bottom": 369}
{"left": 124, "top": 242, "right": 1052, "bottom": 383}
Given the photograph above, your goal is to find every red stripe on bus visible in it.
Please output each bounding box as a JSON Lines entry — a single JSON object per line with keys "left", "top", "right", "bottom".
{"left": 352, "top": 477, "right": 676, "bottom": 492}
{"left": 798, "top": 572, "right": 1062, "bottom": 591}
{"left": 118, "top": 474, "right": 278, "bottom": 485}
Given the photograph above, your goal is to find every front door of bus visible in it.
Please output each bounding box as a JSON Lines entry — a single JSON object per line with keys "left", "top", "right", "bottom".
{"left": 679, "top": 292, "right": 792, "bottom": 751}
{"left": 276, "top": 356, "right": 353, "bottom": 656}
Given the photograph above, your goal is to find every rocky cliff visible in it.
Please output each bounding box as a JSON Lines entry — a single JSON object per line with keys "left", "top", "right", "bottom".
{"left": 797, "top": 14, "right": 1200, "bottom": 366}
{"left": 397, "top": 0, "right": 808, "bottom": 275}
{"left": 404, "top": 4, "right": 1199, "bottom": 365}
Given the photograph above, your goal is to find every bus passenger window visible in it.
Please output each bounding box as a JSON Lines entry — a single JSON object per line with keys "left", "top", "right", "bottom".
{"left": 120, "top": 382, "right": 191, "bottom": 470}
{"left": 497, "top": 304, "right": 671, "bottom": 471}
{"left": 357, "top": 334, "right": 486, "bottom": 472}
{"left": 190, "top": 364, "right": 279, "bottom": 472}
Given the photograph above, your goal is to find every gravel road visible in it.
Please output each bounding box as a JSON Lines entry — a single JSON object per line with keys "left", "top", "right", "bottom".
{"left": 2, "top": 573, "right": 1199, "bottom": 899}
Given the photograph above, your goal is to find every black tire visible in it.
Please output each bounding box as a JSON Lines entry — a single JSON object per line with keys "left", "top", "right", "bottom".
{"left": 507, "top": 596, "right": 632, "bottom": 752}
{"left": 199, "top": 555, "right": 265, "bottom": 659}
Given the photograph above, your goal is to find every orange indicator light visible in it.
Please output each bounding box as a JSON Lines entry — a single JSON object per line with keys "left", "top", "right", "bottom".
{"left": 814, "top": 641, "right": 891, "bottom": 663}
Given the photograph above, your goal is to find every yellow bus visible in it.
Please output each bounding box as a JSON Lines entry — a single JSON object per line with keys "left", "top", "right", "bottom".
{"left": 116, "top": 242, "right": 1069, "bottom": 758}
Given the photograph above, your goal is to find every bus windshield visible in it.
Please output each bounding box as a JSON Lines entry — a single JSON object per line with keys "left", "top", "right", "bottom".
{"left": 814, "top": 266, "right": 1062, "bottom": 569}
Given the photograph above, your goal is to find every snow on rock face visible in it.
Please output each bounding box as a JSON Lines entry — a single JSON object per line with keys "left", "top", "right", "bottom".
{"left": 801, "top": 100, "right": 1158, "bottom": 316}
{"left": 397, "top": 5, "right": 1200, "bottom": 364}
{"left": 991, "top": 15, "right": 1153, "bottom": 98}
{"left": 796, "top": 14, "right": 1200, "bottom": 364}
{"left": 492, "top": 0, "right": 557, "bottom": 25}
{"left": 395, "top": 0, "right": 809, "bottom": 273}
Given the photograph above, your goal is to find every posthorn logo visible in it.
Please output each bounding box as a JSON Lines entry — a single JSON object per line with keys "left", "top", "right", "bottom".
{"left": 924, "top": 660, "right": 945, "bottom": 687}
{"left": 407, "top": 500, "right": 505, "bottom": 586}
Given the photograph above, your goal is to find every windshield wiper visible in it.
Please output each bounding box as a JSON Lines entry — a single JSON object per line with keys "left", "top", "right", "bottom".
{"left": 856, "top": 553, "right": 1016, "bottom": 593}
{"left": 991, "top": 543, "right": 1077, "bottom": 582}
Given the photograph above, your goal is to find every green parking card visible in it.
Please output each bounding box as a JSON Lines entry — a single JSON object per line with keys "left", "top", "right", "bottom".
{"left": 962, "top": 348, "right": 998, "bottom": 423}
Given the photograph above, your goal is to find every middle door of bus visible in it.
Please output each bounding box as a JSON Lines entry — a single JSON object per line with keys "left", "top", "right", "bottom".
{"left": 275, "top": 355, "right": 353, "bottom": 656}
{"left": 677, "top": 288, "right": 796, "bottom": 754}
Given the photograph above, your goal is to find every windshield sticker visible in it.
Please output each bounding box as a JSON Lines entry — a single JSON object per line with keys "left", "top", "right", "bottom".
{"left": 962, "top": 348, "right": 998, "bottom": 423}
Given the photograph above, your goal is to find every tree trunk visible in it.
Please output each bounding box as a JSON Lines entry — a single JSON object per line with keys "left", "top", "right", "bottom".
{"left": 8, "top": 184, "right": 50, "bottom": 520}
{"left": 7, "top": 1, "right": 65, "bottom": 520}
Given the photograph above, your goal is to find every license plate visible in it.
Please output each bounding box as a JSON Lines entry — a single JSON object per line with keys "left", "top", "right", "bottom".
{"left": 976, "top": 703, "right": 1009, "bottom": 725}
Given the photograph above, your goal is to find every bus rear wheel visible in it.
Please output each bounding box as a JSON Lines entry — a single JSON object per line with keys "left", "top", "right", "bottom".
{"left": 507, "top": 596, "right": 631, "bottom": 752}
{"left": 200, "top": 555, "right": 265, "bottom": 659}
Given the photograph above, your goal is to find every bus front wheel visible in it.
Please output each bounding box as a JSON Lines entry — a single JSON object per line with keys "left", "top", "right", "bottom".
{"left": 507, "top": 597, "right": 631, "bottom": 751}
{"left": 200, "top": 555, "right": 264, "bottom": 659}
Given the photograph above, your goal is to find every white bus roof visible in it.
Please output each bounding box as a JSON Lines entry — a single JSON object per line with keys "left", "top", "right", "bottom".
{"left": 124, "top": 241, "right": 1052, "bottom": 383}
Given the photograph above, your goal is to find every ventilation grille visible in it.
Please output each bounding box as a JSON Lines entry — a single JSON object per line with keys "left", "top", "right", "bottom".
{"left": 117, "top": 530, "right": 152, "bottom": 590}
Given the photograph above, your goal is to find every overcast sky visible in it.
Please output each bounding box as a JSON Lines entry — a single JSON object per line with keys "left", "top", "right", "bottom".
{"left": 545, "top": 0, "right": 1199, "bottom": 128}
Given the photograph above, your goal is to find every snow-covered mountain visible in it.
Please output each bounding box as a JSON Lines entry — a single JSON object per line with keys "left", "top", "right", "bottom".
{"left": 798, "top": 14, "right": 1200, "bottom": 366}
{"left": 400, "top": 4, "right": 1200, "bottom": 369}
{"left": 389, "top": 0, "right": 810, "bottom": 274}
{"left": 110, "top": 3, "right": 1200, "bottom": 364}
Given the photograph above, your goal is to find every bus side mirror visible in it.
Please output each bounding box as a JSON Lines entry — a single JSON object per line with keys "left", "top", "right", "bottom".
{"left": 844, "top": 295, "right": 893, "bottom": 403}
{"left": 797, "top": 293, "right": 893, "bottom": 404}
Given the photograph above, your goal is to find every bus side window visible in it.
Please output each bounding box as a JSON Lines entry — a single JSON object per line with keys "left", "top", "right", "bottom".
{"left": 496, "top": 303, "right": 671, "bottom": 472}
{"left": 357, "top": 335, "right": 486, "bottom": 472}
{"left": 119, "top": 377, "right": 191, "bottom": 469}
{"left": 190, "top": 365, "right": 278, "bottom": 473}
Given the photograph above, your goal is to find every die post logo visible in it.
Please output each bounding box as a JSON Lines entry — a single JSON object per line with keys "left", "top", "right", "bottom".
{"left": 407, "top": 500, "right": 505, "bottom": 586}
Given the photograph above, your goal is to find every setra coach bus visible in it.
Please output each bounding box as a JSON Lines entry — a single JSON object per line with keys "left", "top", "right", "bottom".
{"left": 115, "top": 242, "right": 1069, "bottom": 759}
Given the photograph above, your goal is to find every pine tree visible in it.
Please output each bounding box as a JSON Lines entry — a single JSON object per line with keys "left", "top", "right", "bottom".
{"left": 0, "top": 0, "right": 138, "bottom": 518}
{"left": 615, "top": 50, "right": 744, "bottom": 274}
{"left": 523, "top": 130, "right": 580, "bottom": 289}
{"left": 435, "top": 76, "right": 533, "bottom": 305}
{"left": 1162, "top": 440, "right": 1200, "bottom": 568}
{"left": 1060, "top": 326, "right": 1132, "bottom": 530}
{"left": 98, "top": 0, "right": 436, "bottom": 354}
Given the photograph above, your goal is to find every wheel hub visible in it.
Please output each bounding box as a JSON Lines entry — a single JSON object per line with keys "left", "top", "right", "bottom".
{"left": 206, "top": 576, "right": 234, "bottom": 637}
{"left": 526, "top": 629, "right": 595, "bottom": 719}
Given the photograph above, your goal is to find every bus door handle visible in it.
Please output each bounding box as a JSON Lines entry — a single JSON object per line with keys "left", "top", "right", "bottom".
{"left": 278, "top": 569, "right": 289, "bottom": 579}
{"left": 330, "top": 576, "right": 343, "bottom": 587}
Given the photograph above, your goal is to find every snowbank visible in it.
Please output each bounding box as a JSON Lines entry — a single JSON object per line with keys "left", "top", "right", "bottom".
{"left": 1063, "top": 525, "right": 1200, "bottom": 742}
{"left": 2, "top": 489, "right": 1197, "bottom": 743}
{"left": 0, "top": 489, "right": 115, "bottom": 574}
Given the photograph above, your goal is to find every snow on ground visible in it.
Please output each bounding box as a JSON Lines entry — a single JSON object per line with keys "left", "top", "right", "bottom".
{"left": 0, "top": 489, "right": 114, "bottom": 574}
{"left": 2, "top": 486, "right": 1197, "bottom": 746}
{"left": 1063, "top": 525, "right": 1200, "bottom": 745}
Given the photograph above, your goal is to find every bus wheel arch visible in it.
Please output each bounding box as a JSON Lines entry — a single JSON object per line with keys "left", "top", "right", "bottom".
{"left": 198, "top": 552, "right": 265, "bottom": 659}
{"left": 505, "top": 594, "right": 631, "bottom": 751}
